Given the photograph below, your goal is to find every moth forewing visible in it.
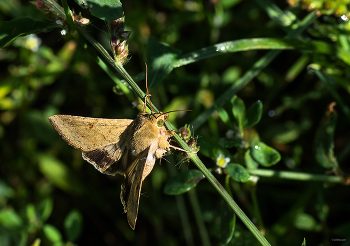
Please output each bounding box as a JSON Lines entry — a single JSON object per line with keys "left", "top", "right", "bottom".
{"left": 48, "top": 115, "right": 133, "bottom": 151}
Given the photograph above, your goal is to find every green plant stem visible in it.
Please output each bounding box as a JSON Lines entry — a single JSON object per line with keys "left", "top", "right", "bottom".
{"left": 60, "top": 0, "right": 75, "bottom": 33}
{"left": 188, "top": 189, "right": 211, "bottom": 246}
{"left": 251, "top": 190, "right": 264, "bottom": 232}
{"left": 191, "top": 11, "right": 318, "bottom": 130}
{"left": 168, "top": 156, "right": 194, "bottom": 246}
{"left": 186, "top": 154, "right": 270, "bottom": 246}
{"left": 248, "top": 169, "right": 344, "bottom": 183}
{"left": 314, "top": 70, "right": 350, "bottom": 124}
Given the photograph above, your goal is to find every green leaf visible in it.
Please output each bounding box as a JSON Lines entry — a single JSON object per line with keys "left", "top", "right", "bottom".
{"left": 216, "top": 106, "right": 233, "bottom": 129}
{"left": 74, "top": 0, "right": 123, "bottom": 21}
{"left": 219, "top": 138, "right": 242, "bottom": 148}
{"left": 314, "top": 104, "right": 338, "bottom": 169}
{"left": 147, "top": 38, "right": 181, "bottom": 88}
{"left": 293, "top": 213, "right": 321, "bottom": 231}
{"left": 244, "top": 149, "right": 259, "bottom": 169}
{"left": 225, "top": 164, "right": 250, "bottom": 182}
{"left": 0, "top": 180, "right": 15, "bottom": 199}
{"left": 244, "top": 100, "right": 263, "bottom": 129}
{"left": 0, "top": 208, "right": 23, "bottom": 229}
{"left": 43, "top": 224, "right": 62, "bottom": 243}
{"left": 220, "top": 199, "right": 236, "bottom": 245}
{"left": 64, "top": 210, "right": 83, "bottom": 242}
{"left": 301, "top": 238, "right": 306, "bottom": 246}
{"left": 37, "top": 198, "right": 53, "bottom": 222}
{"left": 164, "top": 170, "right": 204, "bottom": 195}
{"left": 0, "top": 18, "right": 58, "bottom": 49}
{"left": 26, "top": 204, "right": 38, "bottom": 229}
{"left": 231, "top": 96, "right": 246, "bottom": 129}
{"left": 31, "top": 238, "right": 41, "bottom": 246}
{"left": 250, "top": 142, "right": 281, "bottom": 167}
{"left": 198, "top": 135, "right": 231, "bottom": 160}
{"left": 38, "top": 154, "right": 85, "bottom": 195}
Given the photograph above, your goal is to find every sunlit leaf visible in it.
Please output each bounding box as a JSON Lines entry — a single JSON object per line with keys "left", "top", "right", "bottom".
{"left": 164, "top": 170, "right": 204, "bottom": 195}
{"left": 216, "top": 106, "right": 233, "bottom": 129}
{"left": 231, "top": 96, "right": 246, "bottom": 129}
{"left": 244, "top": 149, "right": 259, "bottom": 169}
{"left": 225, "top": 163, "right": 250, "bottom": 182}
{"left": 31, "top": 238, "right": 41, "bottom": 246}
{"left": 250, "top": 142, "right": 281, "bottom": 167}
{"left": 43, "top": 224, "right": 62, "bottom": 243}
{"left": 301, "top": 238, "right": 306, "bottom": 246}
{"left": 38, "top": 154, "right": 85, "bottom": 195}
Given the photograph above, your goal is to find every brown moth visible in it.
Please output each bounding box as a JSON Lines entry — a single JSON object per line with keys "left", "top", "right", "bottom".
{"left": 49, "top": 93, "right": 176, "bottom": 229}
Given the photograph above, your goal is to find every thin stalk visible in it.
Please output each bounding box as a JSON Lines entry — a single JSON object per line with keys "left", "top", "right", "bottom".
{"left": 251, "top": 190, "right": 264, "bottom": 232}
{"left": 188, "top": 189, "right": 211, "bottom": 246}
{"left": 168, "top": 156, "right": 194, "bottom": 246}
{"left": 248, "top": 169, "right": 344, "bottom": 183}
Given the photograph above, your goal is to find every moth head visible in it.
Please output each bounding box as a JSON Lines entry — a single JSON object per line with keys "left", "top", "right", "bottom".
{"left": 151, "top": 112, "right": 169, "bottom": 128}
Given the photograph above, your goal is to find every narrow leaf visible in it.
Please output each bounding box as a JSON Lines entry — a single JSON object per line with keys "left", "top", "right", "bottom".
{"left": 0, "top": 18, "right": 58, "bottom": 49}
{"left": 244, "top": 149, "right": 259, "bottom": 169}
{"left": 231, "top": 96, "right": 246, "bottom": 129}
{"left": 225, "top": 164, "right": 250, "bottom": 182}
{"left": 244, "top": 100, "right": 263, "bottom": 129}
{"left": 37, "top": 198, "right": 53, "bottom": 222}
{"left": 164, "top": 170, "right": 204, "bottom": 195}
{"left": 43, "top": 224, "right": 62, "bottom": 243}
{"left": 216, "top": 106, "right": 233, "bottom": 129}
{"left": 250, "top": 142, "right": 281, "bottom": 167}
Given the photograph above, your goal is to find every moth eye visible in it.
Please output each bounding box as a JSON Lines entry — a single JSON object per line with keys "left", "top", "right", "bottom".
{"left": 157, "top": 119, "right": 165, "bottom": 127}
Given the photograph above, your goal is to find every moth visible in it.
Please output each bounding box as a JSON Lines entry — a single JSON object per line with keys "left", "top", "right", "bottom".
{"left": 49, "top": 93, "right": 182, "bottom": 229}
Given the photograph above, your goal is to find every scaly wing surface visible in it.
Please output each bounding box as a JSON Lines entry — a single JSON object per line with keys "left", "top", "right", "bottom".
{"left": 120, "top": 147, "right": 154, "bottom": 230}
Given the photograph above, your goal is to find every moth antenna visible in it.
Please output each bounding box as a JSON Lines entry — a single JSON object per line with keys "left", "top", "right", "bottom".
{"left": 169, "top": 145, "right": 196, "bottom": 153}
{"left": 163, "top": 109, "right": 192, "bottom": 114}
{"left": 145, "top": 63, "right": 153, "bottom": 113}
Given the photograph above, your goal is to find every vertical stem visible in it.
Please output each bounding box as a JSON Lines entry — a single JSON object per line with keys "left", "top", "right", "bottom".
{"left": 188, "top": 189, "right": 211, "bottom": 246}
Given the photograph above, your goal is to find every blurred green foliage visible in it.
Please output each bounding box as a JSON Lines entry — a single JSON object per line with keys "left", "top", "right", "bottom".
{"left": 1, "top": 0, "right": 350, "bottom": 245}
